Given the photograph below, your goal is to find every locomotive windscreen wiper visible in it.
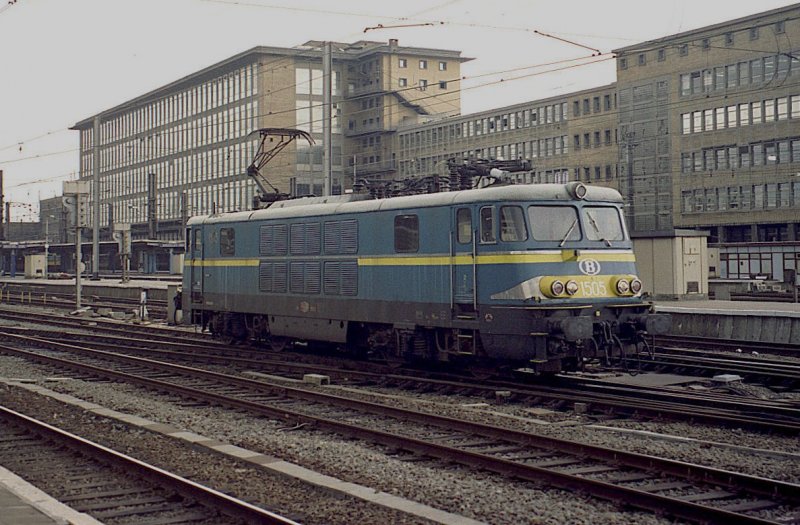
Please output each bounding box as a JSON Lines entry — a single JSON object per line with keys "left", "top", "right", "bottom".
{"left": 559, "top": 218, "right": 578, "bottom": 247}
{"left": 586, "top": 211, "right": 612, "bottom": 246}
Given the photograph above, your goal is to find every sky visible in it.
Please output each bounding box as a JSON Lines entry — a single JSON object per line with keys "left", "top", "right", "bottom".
{"left": 0, "top": 0, "right": 797, "bottom": 219}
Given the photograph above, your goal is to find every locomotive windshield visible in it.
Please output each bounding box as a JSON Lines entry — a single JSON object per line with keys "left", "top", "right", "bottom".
{"left": 529, "top": 206, "right": 581, "bottom": 241}
{"left": 528, "top": 204, "right": 625, "bottom": 244}
{"left": 582, "top": 206, "right": 625, "bottom": 245}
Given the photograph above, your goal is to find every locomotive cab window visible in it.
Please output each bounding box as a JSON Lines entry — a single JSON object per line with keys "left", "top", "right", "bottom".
{"left": 219, "top": 228, "right": 235, "bottom": 256}
{"left": 193, "top": 228, "right": 203, "bottom": 254}
{"left": 479, "top": 206, "right": 496, "bottom": 243}
{"left": 456, "top": 208, "right": 472, "bottom": 244}
{"left": 529, "top": 206, "right": 581, "bottom": 242}
{"left": 500, "top": 206, "right": 528, "bottom": 242}
{"left": 582, "top": 206, "right": 625, "bottom": 244}
{"left": 394, "top": 214, "right": 419, "bottom": 252}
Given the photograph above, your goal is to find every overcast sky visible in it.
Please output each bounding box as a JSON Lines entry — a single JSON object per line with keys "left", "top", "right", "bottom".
{"left": 0, "top": 0, "right": 796, "bottom": 218}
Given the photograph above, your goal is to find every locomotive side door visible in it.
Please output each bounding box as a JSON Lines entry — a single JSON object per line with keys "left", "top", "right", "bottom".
{"left": 452, "top": 207, "right": 476, "bottom": 315}
{"left": 189, "top": 226, "right": 204, "bottom": 305}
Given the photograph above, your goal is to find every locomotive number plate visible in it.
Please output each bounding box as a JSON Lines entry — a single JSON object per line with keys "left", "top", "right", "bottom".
{"left": 580, "top": 280, "right": 608, "bottom": 297}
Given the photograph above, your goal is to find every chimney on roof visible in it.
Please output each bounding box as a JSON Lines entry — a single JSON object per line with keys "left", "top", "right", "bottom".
{"left": 389, "top": 39, "right": 398, "bottom": 50}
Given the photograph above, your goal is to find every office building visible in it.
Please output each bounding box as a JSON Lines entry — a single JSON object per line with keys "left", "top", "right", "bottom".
{"left": 72, "top": 40, "right": 469, "bottom": 241}
{"left": 613, "top": 3, "right": 800, "bottom": 279}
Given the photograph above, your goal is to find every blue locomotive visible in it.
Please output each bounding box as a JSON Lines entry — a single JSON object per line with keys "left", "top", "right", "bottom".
{"left": 183, "top": 180, "right": 670, "bottom": 373}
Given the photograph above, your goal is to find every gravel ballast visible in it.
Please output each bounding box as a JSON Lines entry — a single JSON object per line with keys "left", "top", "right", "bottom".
{"left": 0, "top": 354, "right": 674, "bottom": 525}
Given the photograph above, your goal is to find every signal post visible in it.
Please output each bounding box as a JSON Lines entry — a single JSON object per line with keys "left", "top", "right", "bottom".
{"left": 63, "top": 181, "right": 89, "bottom": 308}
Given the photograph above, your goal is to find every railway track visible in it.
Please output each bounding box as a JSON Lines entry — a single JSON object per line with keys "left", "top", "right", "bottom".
{"left": 0, "top": 332, "right": 797, "bottom": 524}
{"left": 656, "top": 334, "right": 800, "bottom": 358}
{"left": 627, "top": 347, "right": 800, "bottom": 389}
{"left": 0, "top": 306, "right": 798, "bottom": 435}
{"left": 0, "top": 286, "right": 168, "bottom": 318}
{"left": 0, "top": 404, "right": 298, "bottom": 525}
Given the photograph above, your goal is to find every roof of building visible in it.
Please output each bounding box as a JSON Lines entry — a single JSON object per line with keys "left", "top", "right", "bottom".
{"left": 396, "top": 82, "right": 618, "bottom": 133}
{"left": 73, "top": 40, "right": 470, "bottom": 129}
{"left": 613, "top": 3, "right": 800, "bottom": 54}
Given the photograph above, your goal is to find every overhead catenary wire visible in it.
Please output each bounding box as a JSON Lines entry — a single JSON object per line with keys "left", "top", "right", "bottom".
{"left": 3, "top": 1, "right": 799, "bottom": 200}
{"left": 4, "top": 1, "right": 794, "bottom": 156}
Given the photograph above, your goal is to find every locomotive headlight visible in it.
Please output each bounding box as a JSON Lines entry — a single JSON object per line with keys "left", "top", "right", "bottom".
{"left": 630, "top": 278, "right": 643, "bottom": 294}
{"left": 615, "top": 279, "right": 630, "bottom": 295}
{"left": 550, "top": 280, "right": 565, "bottom": 296}
{"left": 565, "top": 280, "right": 579, "bottom": 295}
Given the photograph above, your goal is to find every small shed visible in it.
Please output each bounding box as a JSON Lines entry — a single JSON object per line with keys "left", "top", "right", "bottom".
{"left": 24, "top": 254, "right": 47, "bottom": 278}
{"left": 632, "top": 229, "right": 709, "bottom": 300}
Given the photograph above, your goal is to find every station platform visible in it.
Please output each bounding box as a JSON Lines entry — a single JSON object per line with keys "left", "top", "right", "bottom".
{"left": 0, "top": 465, "right": 102, "bottom": 525}
{"left": 655, "top": 299, "right": 800, "bottom": 344}
{"left": 0, "top": 276, "right": 172, "bottom": 302}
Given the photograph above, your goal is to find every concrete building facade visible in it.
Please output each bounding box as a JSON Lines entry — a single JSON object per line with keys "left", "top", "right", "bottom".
{"left": 396, "top": 84, "right": 620, "bottom": 190}
{"left": 71, "top": 40, "right": 468, "bottom": 243}
{"left": 613, "top": 3, "right": 800, "bottom": 280}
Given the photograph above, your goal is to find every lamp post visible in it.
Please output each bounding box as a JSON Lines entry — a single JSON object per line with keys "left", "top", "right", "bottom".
{"left": 43, "top": 214, "right": 55, "bottom": 279}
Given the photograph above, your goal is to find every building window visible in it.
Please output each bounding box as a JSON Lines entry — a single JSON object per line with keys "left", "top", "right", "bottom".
{"left": 399, "top": 58, "right": 407, "bottom": 68}
{"left": 573, "top": 100, "right": 580, "bottom": 116}
{"left": 701, "top": 38, "right": 710, "bottom": 50}
{"left": 438, "top": 81, "right": 447, "bottom": 89}
{"left": 438, "top": 61, "right": 447, "bottom": 71}
{"left": 620, "top": 57, "right": 628, "bottom": 70}
{"left": 657, "top": 49, "right": 666, "bottom": 62}
{"left": 419, "top": 59, "right": 428, "bottom": 69}
{"left": 725, "top": 32, "right": 734, "bottom": 46}
{"left": 679, "top": 44, "right": 688, "bottom": 56}
{"left": 750, "top": 27, "right": 759, "bottom": 40}
{"left": 638, "top": 53, "right": 646, "bottom": 66}
{"left": 775, "top": 20, "right": 785, "bottom": 34}
{"left": 398, "top": 77, "right": 407, "bottom": 87}
{"left": 603, "top": 94, "right": 611, "bottom": 110}
{"left": 419, "top": 79, "right": 428, "bottom": 91}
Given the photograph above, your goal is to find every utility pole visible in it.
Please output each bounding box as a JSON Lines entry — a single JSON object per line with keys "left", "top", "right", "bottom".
{"left": 322, "top": 41, "right": 332, "bottom": 196}
{"left": 180, "top": 192, "right": 188, "bottom": 241}
{"left": 147, "top": 172, "right": 157, "bottom": 239}
{"left": 43, "top": 215, "right": 54, "bottom": 279}
{"left": 0, "top": 169, "right": 4, "bottom": 242}
{"left": 622, "top": 131, "right": 638, "bottom": 230}
{"left": 92, "top": 116, "right": 101, "bottom": 280}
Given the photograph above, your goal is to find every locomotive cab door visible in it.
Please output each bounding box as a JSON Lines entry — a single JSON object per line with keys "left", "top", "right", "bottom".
{"left": 189, "top": 226, "right": 204, "bottom": 305}
{"left": 452, "top": 207, "right": 477, "bottom": 316}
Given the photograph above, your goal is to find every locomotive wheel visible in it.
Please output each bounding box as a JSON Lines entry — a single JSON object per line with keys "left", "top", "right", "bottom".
{"left": 377, "top": 348, "right": 404, "bottom": 369}
{"left": 269, "top": 336, "right": 290, "bottom": 351}
{"left": 634, "top": 334, "right": 653, "bottom": 360}
{"left": 469, "top": 366, "right": 496, "bottom": 381}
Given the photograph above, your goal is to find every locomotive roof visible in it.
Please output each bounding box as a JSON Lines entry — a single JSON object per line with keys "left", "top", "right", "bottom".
{"left": 189, "top": 183, "right": 623, "bottom": 225}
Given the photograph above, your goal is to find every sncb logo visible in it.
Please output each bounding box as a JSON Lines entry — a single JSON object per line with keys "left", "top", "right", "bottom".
{"left": 578, "top": 259, "right": 601, "bottom": 276}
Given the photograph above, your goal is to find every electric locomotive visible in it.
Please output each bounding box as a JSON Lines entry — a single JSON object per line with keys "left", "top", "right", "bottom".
{"left": 183, "top": 179, "right": 670, "bottom": 373}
